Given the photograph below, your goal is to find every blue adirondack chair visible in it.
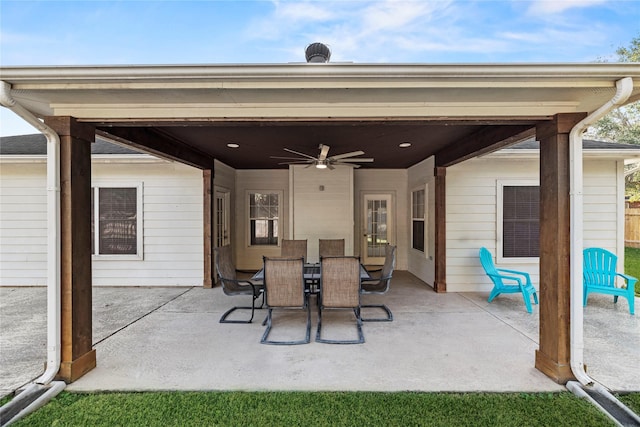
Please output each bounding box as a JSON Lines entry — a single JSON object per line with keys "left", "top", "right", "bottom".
{"left": 479, "top": 247, "right": 538, "bottom": 313}
{"left": 583, "top": 248, "right": 636, "bottom": 315}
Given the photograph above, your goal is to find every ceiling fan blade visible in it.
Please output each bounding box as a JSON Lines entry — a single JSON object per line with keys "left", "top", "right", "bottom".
{"left": 330, "top": 150, "right": 365, "bottom": 160}
{"left": 283, "top": 148, "right": 317, "bottom": 160}
{"left": 336, "top": 158, "right": 374, "bottom": 162}
{"left": 318, "top": 144, "right": 330, "bottom": 161}
{"left": 278, "top": 160, "right": 312, "bottom": 165}
{"left": 271, "top": 156, "right": 314, "bottom": 160}
{"left": 327, "top": 163, "right": 335, "bottom": 170}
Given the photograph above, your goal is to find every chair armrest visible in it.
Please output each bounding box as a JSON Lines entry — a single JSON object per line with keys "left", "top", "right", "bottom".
{"left": 496, "top": 268, "right": 531, "bottom": 278}
{"left": 488, "top": 272, "right": 524, "bottom": 287}
{"left": 616, "top": 273, "right": 638, "bottom": 289}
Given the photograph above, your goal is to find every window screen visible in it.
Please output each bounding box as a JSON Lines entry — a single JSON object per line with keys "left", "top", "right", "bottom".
{"left": 503, "top": 186, "right": 539, "bottom": 258}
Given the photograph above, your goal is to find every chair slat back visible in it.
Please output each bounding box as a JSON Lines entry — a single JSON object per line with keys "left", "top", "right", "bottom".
{"left": 479, "top": 247, "right": 503, "bottom": 289}
{"left": 319, "top": 239, "right": 345, "bottom": 257}
{"left": 321, "top": 256, "right": 360, "bottom": 308}
{"left": 281, "top": 239, "right": 307, "bottom": 262}
{"left": 264, "top": 257, "right": 305, "bottom": 307}
{"left": 583, "top": 248, "right": 618, "bottom": 288}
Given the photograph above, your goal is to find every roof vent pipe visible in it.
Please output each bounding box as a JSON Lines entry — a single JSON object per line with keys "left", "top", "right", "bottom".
{"left": 305, "top": 42, "right": 331, "bottom": 63}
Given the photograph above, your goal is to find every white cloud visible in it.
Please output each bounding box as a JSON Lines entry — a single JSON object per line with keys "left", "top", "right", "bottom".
{"left": 527, "top": 0, "right": 609, "bottom": 15}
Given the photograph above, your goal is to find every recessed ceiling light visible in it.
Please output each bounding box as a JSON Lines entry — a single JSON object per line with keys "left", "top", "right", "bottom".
{"left": 399, "top": 142, "right": 412, "bottom": 148}
{"left": 227, "top": 143, "right": 240, "bottom": 148}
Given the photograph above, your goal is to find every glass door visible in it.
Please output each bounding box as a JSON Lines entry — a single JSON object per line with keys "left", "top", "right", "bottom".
{"left": 363, "top": 194, "right": 393, "bottom": 265}
{"left": 215, "top": 190, "right": 230, "bottom": 247}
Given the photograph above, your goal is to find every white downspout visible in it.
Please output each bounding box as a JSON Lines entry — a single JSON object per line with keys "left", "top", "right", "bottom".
{"left": 568, "top": 77, "right": 634, "bottom": 386}
{"left": 0, "top": 81, "right": 62, "bottom": 386}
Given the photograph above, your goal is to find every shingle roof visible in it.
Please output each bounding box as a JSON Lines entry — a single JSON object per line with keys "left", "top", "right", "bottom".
{"left": 0, "top": 134, "right": 143, "bottom": 155}
{"left": 510, "top": 139, "right": 640, "bottom": 150}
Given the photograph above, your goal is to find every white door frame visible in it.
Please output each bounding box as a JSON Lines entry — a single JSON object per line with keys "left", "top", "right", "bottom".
{"left": 362, "top": 193, "right": 393, "bottom": 265}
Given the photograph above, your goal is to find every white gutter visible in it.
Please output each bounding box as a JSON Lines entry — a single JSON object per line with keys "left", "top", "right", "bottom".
{"left": 568, "top": 76, "right": 634, "bottom": 386}
{"left": 0, "top": 81, "right": 63, "bottom": 386}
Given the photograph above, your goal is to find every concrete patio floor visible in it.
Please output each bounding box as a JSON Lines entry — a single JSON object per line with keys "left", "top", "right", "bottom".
{"left": 1, "top": 271, "right": 638, "bottom": 397}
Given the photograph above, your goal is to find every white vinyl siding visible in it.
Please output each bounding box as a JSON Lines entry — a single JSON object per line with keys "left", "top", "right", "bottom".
{"left": 445, "top": 157, "right": 621, "bottom": 293}
{"left": 0, "top": 163, "right": 48, "bottom": 285}
{"left": 0, "top": 160, "right": 203, "bottom": 286}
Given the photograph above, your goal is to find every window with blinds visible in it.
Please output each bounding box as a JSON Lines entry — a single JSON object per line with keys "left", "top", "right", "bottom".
{"left": 249, "top": 192, "right": 279, "bottom": 246}
{"left": 502, "top": 185, "right": 539, "bottom": 258}
{"left": 91, "top": 187, "right": 139, "bottom": 255}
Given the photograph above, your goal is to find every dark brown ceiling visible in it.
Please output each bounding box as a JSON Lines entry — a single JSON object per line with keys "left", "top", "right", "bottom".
{"left": 99, "top": 120, "right": 540, "bottom": 170}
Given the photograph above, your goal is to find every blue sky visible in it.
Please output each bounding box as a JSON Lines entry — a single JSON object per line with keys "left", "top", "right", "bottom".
{"left": 1, "top": 0, "right": 638, "bottom": 135}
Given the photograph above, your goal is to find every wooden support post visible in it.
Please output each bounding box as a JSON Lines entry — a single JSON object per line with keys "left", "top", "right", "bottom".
{"left": 45, "top": 116, "right": 97, "bottom": 383}
{"left": 203, "top": 169, "right": 214, "bottom": 288}
{"left": 534, "top": 113, "right": 586, "bottom": 384}
{"left": 434, "top": 166, "right": 447, "bottom": 293}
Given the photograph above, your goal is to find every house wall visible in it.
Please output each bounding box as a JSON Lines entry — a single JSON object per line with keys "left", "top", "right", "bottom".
{"left": 0, "top": 163, "right": 48, "bottom": 285}
{"left": 354, "top": 169, "right": 409, "bottom": 269}
{"left": 290, "top": 165, "right": 354, "bottom": 263}
{"left": 407, "top": 156, "right": 436, "bottom": 286}
{"left": 0, "top": 159, "right": 204, "bottom": 286}
{"left": 234, "top": 169, "right": 289, "bottom": 270}
{"left": 444, "top": 156, "right": 622, "bottom": 293}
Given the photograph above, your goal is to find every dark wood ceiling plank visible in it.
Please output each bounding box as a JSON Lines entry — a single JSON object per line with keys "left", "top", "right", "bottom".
{"left": 96, "top": 127, "right": 214, "bottom": 170}
{"left": 434, "top": 125, "right": 536, "bottom": 167}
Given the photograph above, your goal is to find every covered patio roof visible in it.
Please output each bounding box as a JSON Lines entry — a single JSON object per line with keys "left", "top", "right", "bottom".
{"left": 2, "top": 62, "right": 639, "bottom": 169}
{"left": 1, "top": 61, "right": 639, "bottom": 388}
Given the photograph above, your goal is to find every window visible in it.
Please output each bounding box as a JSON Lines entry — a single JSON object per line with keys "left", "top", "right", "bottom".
{"left": 249, "top": 192, "right": 279, "bottom": 246}
{"left": 412, "top": 188, "right": 425, "bottom": 252}
{"left": 500, "top": 184, "right": 539, "bottom": 259}
{"left": 91, "top": 185, "right": 142, "bottom": 258}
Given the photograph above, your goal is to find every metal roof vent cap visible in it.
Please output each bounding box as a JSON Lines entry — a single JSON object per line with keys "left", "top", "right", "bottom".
{"left": 305, "top": 42, "right": 331, "bottom": 63}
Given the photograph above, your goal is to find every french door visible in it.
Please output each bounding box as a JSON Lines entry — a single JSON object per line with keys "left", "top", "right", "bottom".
{"left": 215, "top": 190, "right": 230, "bottom": 247}
{"left": 362, "top": 194, "right": 393, "bottom": 265}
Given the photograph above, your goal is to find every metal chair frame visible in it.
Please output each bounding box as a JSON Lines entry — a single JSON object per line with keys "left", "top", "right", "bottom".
{"left": 261, "top": 257, "right": 311, "bottom": 345}
{"left": 215, "top": 245, "right": 265, "bottom": 324}
{"left": 361, "top": 244, "right": 396, "bottom": 322}
{"left": 316, "top": 256, "right": 365, "bottom": 344}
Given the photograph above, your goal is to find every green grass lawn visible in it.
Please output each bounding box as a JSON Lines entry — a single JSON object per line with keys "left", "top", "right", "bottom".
{"left": 8, "top": 391, "right": 624, "bottom": 427}
{"left": 625, "top": 246, "right": 640, "bottom": 297}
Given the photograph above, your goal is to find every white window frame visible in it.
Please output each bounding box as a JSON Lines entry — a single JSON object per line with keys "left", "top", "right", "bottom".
{"left": 247, "top": 190, "right": 282, "bottom": 247}
{"left": 411, "top": 186, "right": 427, "bottom": 256}
{"left": 91, "top": 182, "right": 144, "bottom": 260}
{"left": 496, "top": 179, "right": 539, "bottom": 264}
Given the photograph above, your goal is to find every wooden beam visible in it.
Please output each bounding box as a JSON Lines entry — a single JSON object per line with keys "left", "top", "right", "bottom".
{"left": 96, "top": 127, "right": 214, "bottom": 170}
{"left": 534, "top": 112, "right": 587, "bottom": 384}
{"left": 45, "top": 116, "right": 97, "bottom": 383}
{"left": 433, "top": 166, "right": 447, "bottom": 293}
{"left": 435, "top": 125, "right": 535, "bottom": 167}
{"left": 203, "top": 169, "right": 214, "bottom": 288}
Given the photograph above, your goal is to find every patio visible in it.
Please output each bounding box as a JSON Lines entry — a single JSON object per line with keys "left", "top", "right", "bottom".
{"left": 1, "top": 271, "right": 638, "bottom": 396}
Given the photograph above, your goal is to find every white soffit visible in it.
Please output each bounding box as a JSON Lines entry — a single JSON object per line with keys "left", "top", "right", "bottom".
{"left": 2, "top": 63, "right": 640, "bottom": 121}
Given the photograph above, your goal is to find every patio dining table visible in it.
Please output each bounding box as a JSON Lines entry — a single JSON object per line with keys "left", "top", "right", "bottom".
{"left": 251, "top": 262, "right": 371, "bottom": 294}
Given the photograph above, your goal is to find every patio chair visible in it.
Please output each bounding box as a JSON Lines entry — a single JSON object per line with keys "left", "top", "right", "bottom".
{"left": 316, "top": 256, "right": 365, "bottom": 344}
{"left": 319, "top": 239, "right": 345, "bottom": 257}
{"left": 214, "top": 245, "right": 264, "bottom": 323}
{"left": 261, "top": 256, "right": 311, "bottom": 345}
{"left": 479, "top": 247, "right": 538, "bottom": 313}
{"left": 281, "top": 239, "right": 307, "bottom": 262}
{"left": 360, "top": 244, "right": 396, "bottom": 322}
{"left": 583, "top": 247, "right": 636, "bottom": 315}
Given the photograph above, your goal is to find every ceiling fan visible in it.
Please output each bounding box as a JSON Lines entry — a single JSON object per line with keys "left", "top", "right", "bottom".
{"left": 271, "top": 144, "right": 374, "bottom": 169}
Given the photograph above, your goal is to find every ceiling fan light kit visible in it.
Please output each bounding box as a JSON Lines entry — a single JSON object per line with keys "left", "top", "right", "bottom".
{"left": 271, "top": 144, "right": 374, "bottom": 170}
